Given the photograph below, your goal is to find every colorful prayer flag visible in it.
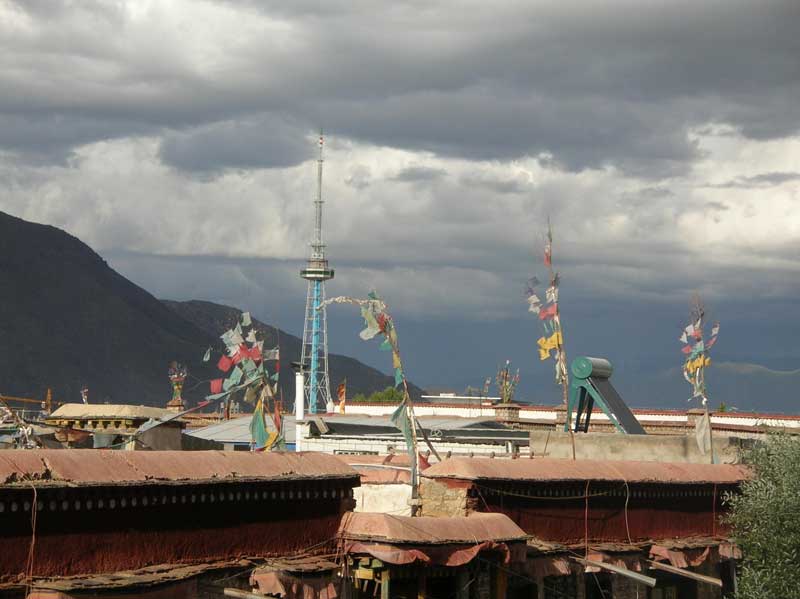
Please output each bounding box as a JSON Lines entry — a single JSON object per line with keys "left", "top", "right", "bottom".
{"left": 217, "top": 355, "right": 233, "bottom": 372}
{"left": 538, "top": 303, "right": 558, "bottom": 320}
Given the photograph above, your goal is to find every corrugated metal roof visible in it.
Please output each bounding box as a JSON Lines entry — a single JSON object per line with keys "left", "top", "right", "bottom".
{"left": 48, "top": 404, "right": 174, "bottom": 421}
{"left": 338, "top": 512, "right": 528, "bottom": 544}
{"left": 423, "top": 457, "right": 750, "bottom": 484}
{"left": 184, "top": 415, "right": 296, "bottom": 444}
{"left": 0, "top": 449, "right": 358, "bottom": 487}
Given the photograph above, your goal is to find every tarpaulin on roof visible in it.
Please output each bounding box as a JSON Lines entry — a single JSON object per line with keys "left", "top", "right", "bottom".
{"left": 338, "top": 512, "right": 528, "bottom": 545}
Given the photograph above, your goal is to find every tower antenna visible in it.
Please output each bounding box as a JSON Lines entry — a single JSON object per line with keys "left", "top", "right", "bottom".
{"left": 299, "top": 130, "right": 335, "bottom": 414}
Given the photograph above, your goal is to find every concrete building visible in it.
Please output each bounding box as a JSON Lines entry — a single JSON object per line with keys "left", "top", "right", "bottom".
{"left": 342, "top": 401, "right": 800, "bottom": 438}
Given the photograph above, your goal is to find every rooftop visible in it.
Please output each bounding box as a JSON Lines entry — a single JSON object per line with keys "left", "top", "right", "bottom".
{"left": 48, "top": 404, "right": 175, "bottom": 421}
{"left": 183, "top": 415, "right": 296, "bottom": 445}
{"left": 423, "top": 457, "right": 750, "bottom": 485}
{"left": 338, "top": 512, "right": 528, "bottom": 545}
{"left": 0, "top": 450, "right": 358, "bottom": 487}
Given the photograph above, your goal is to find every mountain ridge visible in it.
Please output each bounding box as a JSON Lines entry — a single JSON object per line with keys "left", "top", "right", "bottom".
{"left": 0, "top": 211, "right": 419, "bottom": 408}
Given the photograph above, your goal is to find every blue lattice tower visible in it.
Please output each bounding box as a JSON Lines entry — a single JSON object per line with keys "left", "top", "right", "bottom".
{"left": 300, "top": 132, "right": 334, "bottom": 414}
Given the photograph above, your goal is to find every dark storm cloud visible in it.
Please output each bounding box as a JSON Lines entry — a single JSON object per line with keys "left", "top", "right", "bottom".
{"left": 1, "top": 0, "right": 799, "bottom": 175}
{"left": 159, "top": 115, "right": 311, "bottom": 172}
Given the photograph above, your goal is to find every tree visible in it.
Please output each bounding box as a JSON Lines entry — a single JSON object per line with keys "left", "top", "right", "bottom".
{"left": 727, "top": 434, "right": 800, "bottom": 598}
{"left": 369, "top": 386, "right": 404, "bottom": 404}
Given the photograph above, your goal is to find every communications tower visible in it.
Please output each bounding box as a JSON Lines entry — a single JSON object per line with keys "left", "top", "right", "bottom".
{"left": 300, "top": 132, "right": 334, "bottom": 414}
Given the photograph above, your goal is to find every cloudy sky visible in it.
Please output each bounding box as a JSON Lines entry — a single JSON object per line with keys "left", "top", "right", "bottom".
{"left": 1, "top": 0, "right": 799, "bottom": 409}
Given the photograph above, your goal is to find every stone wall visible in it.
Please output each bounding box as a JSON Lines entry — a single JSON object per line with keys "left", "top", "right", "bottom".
{"left": 529, "top": 430, "right": 746, "bottom": 464}
{"left": 419, "top": 479, "right": 470, "bottom": 517}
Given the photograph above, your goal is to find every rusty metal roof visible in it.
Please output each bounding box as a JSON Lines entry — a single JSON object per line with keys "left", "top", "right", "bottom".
{"left": 422, "top": 457, "right": 749, "bottom": 484}
{"left": 338, "top": 512, "right": 528, "bottom": 544}
{"left": 0, "top": 450, "right": 359, "bottom": 487}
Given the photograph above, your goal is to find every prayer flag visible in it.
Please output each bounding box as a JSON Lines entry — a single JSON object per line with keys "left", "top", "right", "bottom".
{"left": 539, "top": 303, "right": 558, "bottom": 320}
{"left": 202, "top": 347, "right": 211, "bottom": 362}
{"left": 546, "top": 286, "right": 558, "bottom": 303}
{"left": 707, "top": 336, "right": 717, "bottom": 349}
{"left": 217, "top": 355, "right": 233, "bottom": 372}
{"left": 679, "top": 332, "right": 687, "bottom": 344}
{"left": 210, "top": 379, "right": 223, "bottom": 394}
{"left": 241, "top": 312, "right": 252, "bottom": 327}
{"left": 390, "top": 399, "right": 417, "bottom": 481}
{"left": 711, "top": 323, "right": 720, "bottom": 337}
{"left": 231, "top": 344, "right": 249, "bottom": 365}
{"left": 250, "top": 397, "right": 269, "bottom": 451}
{"left": 224, "top": 365, "right": 243, "bottom": 390}
{"left": 690, "top": 340, "right": 705, "bottom": 358}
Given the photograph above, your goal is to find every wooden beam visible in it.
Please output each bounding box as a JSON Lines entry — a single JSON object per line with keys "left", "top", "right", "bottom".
{"left": 647, "top": 560, "right": 723, "bottom": 587}
{"left": 572, "top": 557, "right": 656, "bottom": 588}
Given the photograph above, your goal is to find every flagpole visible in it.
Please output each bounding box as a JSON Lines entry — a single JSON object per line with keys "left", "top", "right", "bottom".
{"left": 545, "top": 219, "right": 569, "bottom": 407}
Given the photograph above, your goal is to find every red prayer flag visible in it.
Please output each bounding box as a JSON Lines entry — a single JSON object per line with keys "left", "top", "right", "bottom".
{"left": 249, "top": 344, "right": 262, "bottom": 363}
{"left": 681, "top": 345, "right": 692, "bottom": 354}
{"left": 707, "top": 336, "right": 717, "bottom": 349}
{"left": 538, "top": 303, "right": 558, "bottom": 320}
{"left": 231, "top": 344, "right": 249, "bottom": 365}
{"left": 210, "top": 378, "right": 223, "bottom": 394}
{"left": 217, "top": 355, "right": 233, "bottom": 372}
{"left": 418, "top": 452, "right": 431, "bottom": 471}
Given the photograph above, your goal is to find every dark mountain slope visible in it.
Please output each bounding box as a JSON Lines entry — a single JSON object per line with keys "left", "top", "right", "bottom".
{"left": 0, "top": 211, "right": 417, "bottom": 408}
{"left": 163, "top": 300, "right": 423, "bottom": 404}
{"left": 0, "top": 211, "right": 216, "bottom": 405}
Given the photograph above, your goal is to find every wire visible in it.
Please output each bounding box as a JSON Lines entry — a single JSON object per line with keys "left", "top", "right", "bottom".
{"left": 24, "top": 479, "right": 38, "bottom": 594}
{"left": 584, "top": 481, "right": 590, "bottom": 558}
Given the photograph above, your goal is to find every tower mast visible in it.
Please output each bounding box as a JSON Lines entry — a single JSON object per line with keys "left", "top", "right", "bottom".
{"left": 300, "top": 131, "right": 334, "bottom": 414}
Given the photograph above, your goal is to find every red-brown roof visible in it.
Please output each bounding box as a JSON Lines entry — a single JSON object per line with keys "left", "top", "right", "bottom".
{"left": 423, "top": 457, "right": 749, "bottom": 484}
{"left": 336, "top": 454, "right": 413, "bottom": 484}
{"left": 0, "top": 450, "right": 358, "bottom": 487}
{"left": 338, "top": 512, "right": 528, "bottom": 544}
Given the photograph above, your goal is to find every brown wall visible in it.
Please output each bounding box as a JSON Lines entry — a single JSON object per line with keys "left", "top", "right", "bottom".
{"left": 0, "top": 481, "right": 353, "bottom": 583}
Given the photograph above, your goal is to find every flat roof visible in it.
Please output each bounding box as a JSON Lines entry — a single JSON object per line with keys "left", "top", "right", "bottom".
{"left": 423, "top": 457, "right": 750, "bottom": 485}
{"left": 48, "top": 404, "right": 175, "bottom": 421}
{"left": 0, "top": 450, "right": 358, "bottom": 488}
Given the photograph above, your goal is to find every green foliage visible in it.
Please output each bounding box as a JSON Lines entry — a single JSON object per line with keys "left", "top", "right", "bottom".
{"left": 727, "top": 434, "right": 800, "bottom": 598}
{"left": 350, "top": 387, "right": 404, "bottom": 404}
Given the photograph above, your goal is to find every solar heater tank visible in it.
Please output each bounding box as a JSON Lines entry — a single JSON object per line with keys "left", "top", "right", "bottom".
{"left": 571, "top": 356, "right": 613, "bottom": 380}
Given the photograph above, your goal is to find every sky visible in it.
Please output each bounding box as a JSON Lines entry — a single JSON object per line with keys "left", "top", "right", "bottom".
{"left": 1, "top": 0, "right": 799, "bottom": 410}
